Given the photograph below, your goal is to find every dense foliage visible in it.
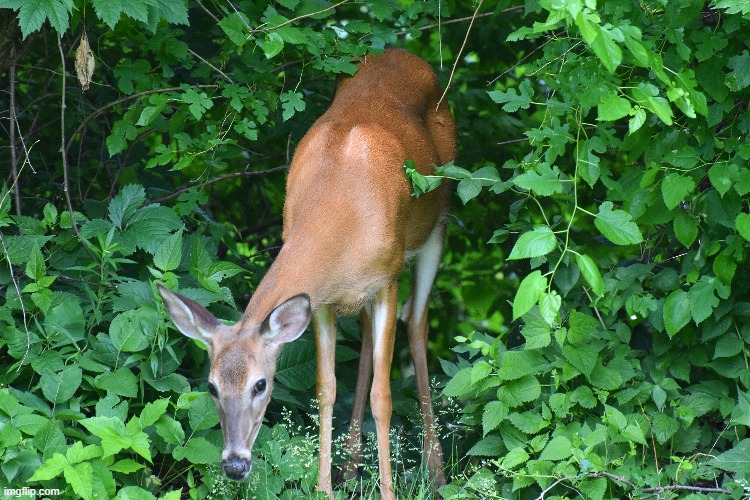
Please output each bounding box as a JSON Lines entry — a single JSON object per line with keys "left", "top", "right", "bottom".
{"left": 1, "top": 0, "right": 750, "bottom": 498}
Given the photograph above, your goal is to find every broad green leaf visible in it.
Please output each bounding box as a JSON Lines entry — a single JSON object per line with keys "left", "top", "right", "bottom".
{"left": 726, "top": 51, "right": 750, "bottom": 91}
{"left": 40, "top": 366, "right": 82, "bottom": 404}
{"left": 508, "top": 226, "right": 557, "bottom": 260}
{"left": 710, "top": 439, "right": 750, "bottom": 474}
{"left": 110, "top": 459, "right": 146, "bottom": 473}
{"left": 628, "top": 107, "right": 647, "bottom": 134}
{"left": 457, "top": 178, "right": 482, "bottom": 204}
{"left": 736, "top": 213, "right": 750, "bottom": 241}
{"left": 140, "top": 398, "right": 170, "bottom": 428}
{"left": 64, "top": 462, "right": 93, "bottom": 500}
{"left": 188, "top": 393, "right": 220, "bottom": 432}
{"left": 561, "top": 343, "right": 600, "bottom": 378}
{"left": 664, "top": 289, "right": 690, "bottom": 337}
{"left": 154, "top": 230, "right": 183, "bottom": 272}
{"left": 280, "top": 91, "right": 305, "bottom": 121}
{"left": 521, "top": 316, "right": 551, "bottom": 349}
{"left": 539, "top": 291, "right": 561, "bottom": 325}
{"left": 512, "top": 270, "right": 546, "bottom": 320}
{"left": 110, "top": 310, "right": 152, "bottom": 352}
{"left": 29, "top": 453, "right": 67, "bottom": 481}
{"left": 488, "top": 80, "right": 533, "bottom": 112}
{"left": 219, "top": 13, "right": 251, "bottom": 47}
{"left": 482, "top": 401, "right": 508, "bottom": 436}
{"left": 714, "top": 333, "right": 743, "bottom": 359}
{"left": 443, "top": 367, "right": 473, "bottom": 398}
{"left": 661, "top": 174, "right": 695, "bottom": 210}
{"left": 95, "top": 368, "right": 138, "bottom": 398}
{"left": 262, "top": 32, "right": 285, "bottom": 59}
{"left": 109, "top": 184, "right": 146, "bottom": 229}
{"left": 173, "top": 437, "right": 221, "bottom": 464}
{"left": 154, "top": 415, "right": 185, "bottom": 446}
{"left": 497, "top": 351, "right": 545, "bottom": 381}
{"left": 688, "top": 275, "right": 720, "bottom": 325}
{"left": 597, "top": 91, "right": 631, "bottom": 121}
{"left": 506, "top": 375, "right": 542, "bottom": 403}
{"left": 539, "top": 436, "right": 573, "bottom": 461}
{"left": 594, "top": 201, "right": 644, "bottom": 245}
{"left": 14, "top": 0, "right": 73, "bottom": 38}
{"left": 674, "top": 212, "right": 698, "bottom": 247}
{"left": 709, "top": 162, "right": 739, "bottom": 197}
{"left": 513, "top": 165, "right": 563, "bottom": 196}
{"left": 575, "top": 253, "right": 603, "bottom": 296}
{"left": 502, "top": 447, "right": 529, "bottom": 468}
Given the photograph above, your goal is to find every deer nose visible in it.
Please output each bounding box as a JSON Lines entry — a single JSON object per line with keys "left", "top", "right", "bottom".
{"left": 222, "top": 456, "right": 252, "bottom": 480}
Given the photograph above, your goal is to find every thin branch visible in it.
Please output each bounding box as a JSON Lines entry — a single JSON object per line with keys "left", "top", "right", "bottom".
{"left": 250, "top": 0, "right": 350, "bottom": 35}
{"left": 150, "top": 165, "right": 289, "bottom": 204}
{"left": 488, "top": 38, "right": 552, "bottom": 85}
{"left": 436, "top": 0, "right": 484, "bottom": 109}
{"left": 9, "top": 44, "right": 20, "bottom": 216}
{"left": 63, "top": 85, "right": 218, "bottom": 158}
{"left": 0, "top": 232, "right": 30, "bottom": 369}
{"left": 188, "top": 49, "right": 235, "bottom": 84}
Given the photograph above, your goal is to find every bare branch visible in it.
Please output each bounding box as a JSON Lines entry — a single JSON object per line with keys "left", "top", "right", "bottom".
{"left": 150, "top": 165, "right": 289, "bottom": 204}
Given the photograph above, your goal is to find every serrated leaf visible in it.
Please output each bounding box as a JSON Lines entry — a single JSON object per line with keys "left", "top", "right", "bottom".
{"left": 140, "top": 398, "right": 170, "bottom": 428}
{"left": 661, "top": 174, "right": 695, "bottom": 210}
{"left": 16, "top": 0, "right": 73, "bottom": 38}
{"left": 502, "top": 447, "right": 529, "bottom": 468}
{"left": 688, "top": 275, "right": 720, "bottom": 325}
{"left": 154, "top": 230, "right": 183, "bottom": 272}
{"left": 513, "top": 165, "right": 563, "bottom": 196}
{"left": 219, "top": 12, "right": 251, "bottom": 47}
{"left": 482, "top": 401, "right": 508, "bottom": 436}
{"left": 594, "top": 201, "right": 644, "bottom": 245}
{"left": 508, "top": 226, "right": 557, "bottom": 260}
{"left": 29, "top": 453, "right": 67, "bottom": 481}
{"left": 561, "top": 343, "right": 600, "bottom": 378}
{"left": 539, "top": 291, "right": 561, "bottom": 325}
{"left": 598, "top": 91, "right": 631, "bottom": 121}
{"left": 539, "top": 436, "right": 573, "bottom": 461}
{"left": 173, "top": 437, "right": 221, "bottom": 464}
{"left": 280, "top": 91, "right": 305, "bottom": 121}
{"left": 664, "top": 289, "right": 690, "bottom": 338}
{"left": 512, "top": 270, "right": 546, "bottom": 320}
{"left": 40, "top": 366, "right": 82, "bottom": 404}
{"left": 109, "top": 184, "right": 146, "bottom": 228}
{"left": 64, "top": 462, "right": 93, "bottom": 500}
{"left": 710, "top": 439, "right": 750, "bottom": 474}
{"left": 457, "top": 178, "right": 482, "bottom": 204}
{"left": 736, "top": 213, "right": 750, "bottom": 241}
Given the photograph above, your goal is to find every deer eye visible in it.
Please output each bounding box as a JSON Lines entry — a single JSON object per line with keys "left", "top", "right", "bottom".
{"left": 254, "top": 379, "right": 267, "bottom": 396}
{"left": 207, "top": 381, "right": 218, "bottom": 397}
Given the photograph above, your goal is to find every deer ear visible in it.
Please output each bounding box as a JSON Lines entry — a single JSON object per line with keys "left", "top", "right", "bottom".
{"left": 157, "top": 284, "right": 219, "bottom": 345}
{"left": 261, "top": 294, "right": 312, "bottom": 346}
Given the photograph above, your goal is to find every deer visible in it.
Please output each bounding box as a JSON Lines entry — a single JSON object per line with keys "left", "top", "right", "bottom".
{"left": 157, "top": 47, "right": 456, "bottom": 499}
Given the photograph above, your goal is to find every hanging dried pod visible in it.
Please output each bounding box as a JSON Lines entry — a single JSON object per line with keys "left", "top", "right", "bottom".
{"left": 75, "top": 31, "right": 95, "bottom": 91}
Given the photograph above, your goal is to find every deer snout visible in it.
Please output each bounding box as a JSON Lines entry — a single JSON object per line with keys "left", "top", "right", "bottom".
{"left": 222, "top": 455, "right": 252, "bottom": 480}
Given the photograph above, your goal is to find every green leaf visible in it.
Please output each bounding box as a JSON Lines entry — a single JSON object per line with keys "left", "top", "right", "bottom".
{"left": 539, "top": 436, "right": 573, "bottom": 461}
{"left": 674, "top": 212, "right": 698, "bottom": 248}
{"left": 173, "top": 437, "right": 221, "bottom": 464}
{"left": 726, "top": 51, "right": 750, "bottom": 91}
{"left": 513, "top": 165, "right": 563, "bottom": 196}
{"left": 561, "top": 343, "right": 600, "bottom": 378}
{"left": 109, "top": 184, "right": 146, "bottom": 229}
{"left": 594, "top": 201, "right": 644, "bottom": 245}
{"left": 488, "top": 80, "right": 533, "bottom": 112}
{"left": 457, "top": 178, "right": 482, "bottom": 204}
{"left": 29, "top": 453, "right": 67, "bottom": 481}
{"left": 182, "top": 87, "right": 214, "bottom": 120}
{"left": 14, "top": 0, "right": 73, "bottom": 38}
{"left": 597, "top": 91, "right": 632, "bottom": 121}
{"left": 280, "top": 91, "right": 305, "bottom": 121}
{"left": 736, "top": 213, "right": 750, "bottom": 242}
{"left": 262, "top": 32, "right": 285, "bottom": 59}
{"left": 710, "top": 439, "right": 750, "bottom": 474}
{"left": 661, "top": 174, "right": 695, "bottom": 210}
{"left": 512, "top": 270, "right": 546, "bottom": 320}
{"left": 188, "top": 393, "right": 219, "bottom": 432}
{"left": 154, "top": 230, "right": 183, "bottom": 272}
{"left": 482, "top": 401, "right": 508, "bottom": 436}
{"left": 575, "top": 253, "right": 603, "bottom": 296}
{"left": 140, "top": 398, "right": 170, "bottom": 428}
{"left": 110, "top": 310, "right": 153, "bottom": 352}
{"left": 539, "top": 291, "right": 561, "bottom": 325}
{"left": 219, "top": 12, "right": 251, "bottom": 47}
{"left": 502, "top": 447, "right": 529, "bottom": 468}
{"left": 508, "top": 226, "right": 557, "bottom": 260}
{"left": 709, "top": 162, "right": 739, "bottom": 197}
{"left": 688, "top": 275, "right": 720, "bottom": 325}
{"left": 497, "top": 351, "right": 545, "bottom": 381}
{"left": 40, "top": 366, "right": 82, "bottom": 404}
{"left": 628, "top": 107, "right": 647, "bottom": 134}
{"left": 64, "top": 462, "right": 93, "bottom": 500}
{"left": 664, "top": 289, "right": 690, "bottom": 338}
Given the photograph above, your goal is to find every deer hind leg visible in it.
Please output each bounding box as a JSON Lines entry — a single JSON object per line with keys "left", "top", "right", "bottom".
{"left": 341, "top": 306, "right": 374, "bottom": 481}
{"left": 370, "top": 282, "right": 398, "bottom": 500}
{"left": 406, "top": 224, "right": 447, "bottom": 489}
{"left": 314, "top": 306, "right": 337, "bottom": 498}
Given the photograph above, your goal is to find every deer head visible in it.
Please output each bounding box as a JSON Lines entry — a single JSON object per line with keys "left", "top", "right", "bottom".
{"left": 157, "top": 284, "right": 311, "bottom": 480}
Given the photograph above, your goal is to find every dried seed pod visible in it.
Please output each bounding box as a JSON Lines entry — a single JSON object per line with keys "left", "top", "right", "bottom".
{"left": 75, "top": 31, "right": 95, "bottom": 91}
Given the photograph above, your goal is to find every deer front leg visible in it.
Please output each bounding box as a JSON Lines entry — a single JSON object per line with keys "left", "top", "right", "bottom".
{"left": 314, "top": 306, "right": 337, "bottom": 498}
{"left": 369, "top": 283, "right": 398, "bottom": 500}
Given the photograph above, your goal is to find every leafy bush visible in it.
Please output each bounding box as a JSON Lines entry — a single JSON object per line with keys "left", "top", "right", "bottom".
{"left": 3, "top": 0, "right": 750, "bottom": 498}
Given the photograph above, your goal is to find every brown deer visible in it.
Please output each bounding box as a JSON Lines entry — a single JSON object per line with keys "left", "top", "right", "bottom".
{"left": 157, "top": 47, "right": 455, "bottom": 499}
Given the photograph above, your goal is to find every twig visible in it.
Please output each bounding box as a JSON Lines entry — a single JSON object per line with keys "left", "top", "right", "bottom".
{"left": 488, "top": 38, "right": 552, "bottom": 85}
{"left": 150, "top": 165, "right": 289, "bottom": 204}
{"left": 250, "top": 0, "right": 350, "bottom": 35}
{"left": 188, "top": 49, "right": 235, "bottom": 84}
{"left": 63, "top": 85, "right": 218, "bottom": 159}
{"left": 9, "top": 44, "right": 21, "bottom": 216}
{"left": 0, "top": 231, "right": 31, "bottom": 369}
{"left": 436, "top": 0, "right": 484, "bottom": 109}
